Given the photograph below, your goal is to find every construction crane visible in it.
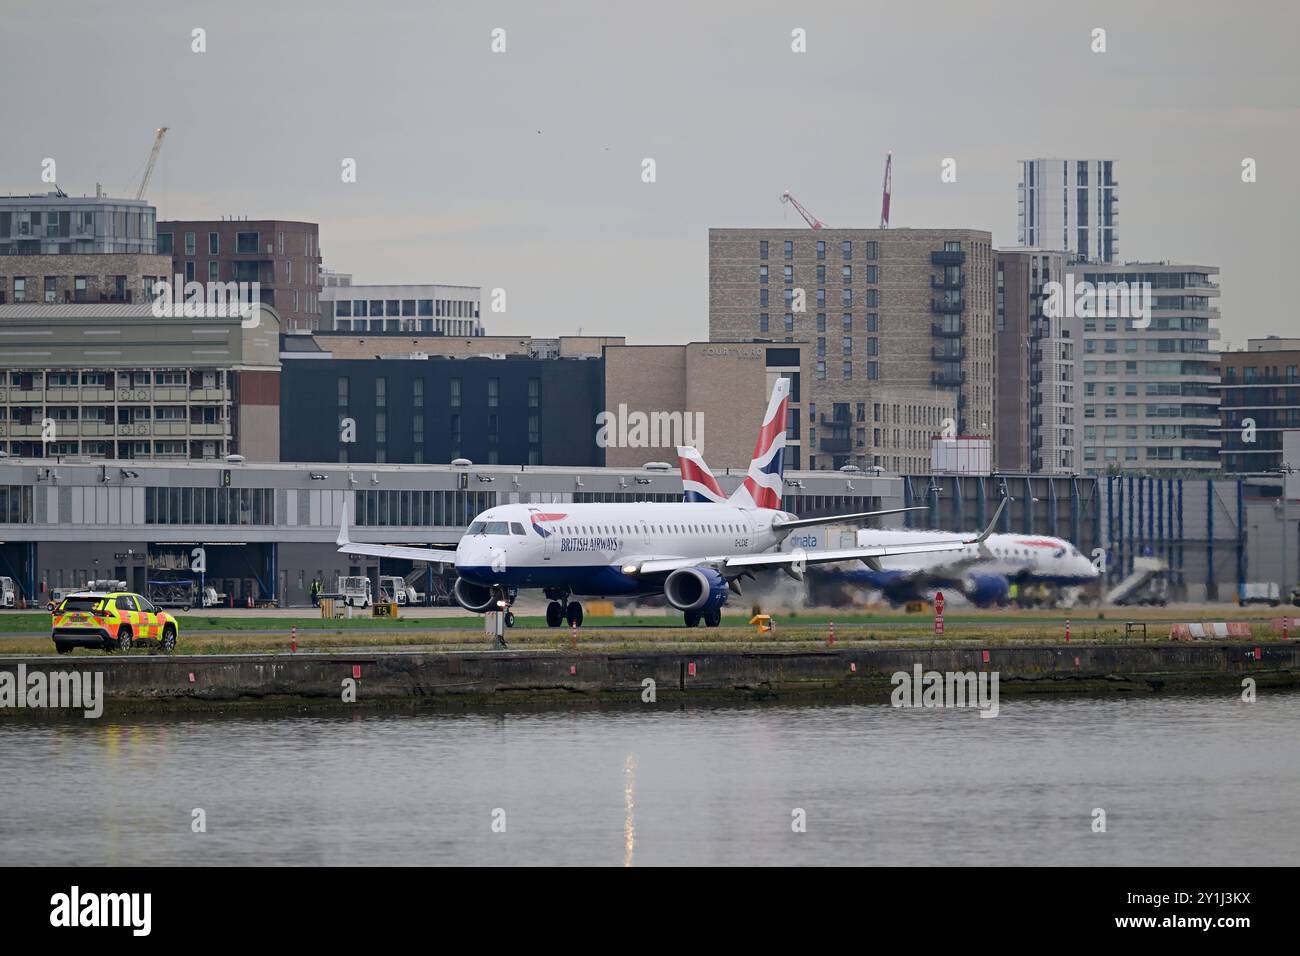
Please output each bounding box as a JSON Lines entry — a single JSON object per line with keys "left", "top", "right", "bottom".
{"left": 779, "top": 189, "right": 826, "bottom": 229}
{"left": 135, "top": 127, "right": 169, "bottom": 200}
{"left": 880, "top": 152, "right": 892, "bottom": 228}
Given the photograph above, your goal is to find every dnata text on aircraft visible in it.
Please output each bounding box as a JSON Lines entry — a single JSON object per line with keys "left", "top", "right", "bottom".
{"left": 337, "top": 378, "right": 1003, "bottom": 629}
{"left": 678, "top": 445, "right": 1097, "bottom": 608}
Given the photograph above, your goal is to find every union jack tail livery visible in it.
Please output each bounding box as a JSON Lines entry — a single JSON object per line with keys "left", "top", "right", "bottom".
{"left": 676, "top": 445, "right": 727, "bottom": 503}
{"left": 730, "top": 378, "right": 790, "bottom": 510}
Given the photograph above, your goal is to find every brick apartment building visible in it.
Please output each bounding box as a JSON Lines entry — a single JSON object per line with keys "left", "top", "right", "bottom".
{"left": 157, "top": 219, "right": 322, "bottom": 331}
{"left": 709, "top": 227, "right": 994, "bottom": 473}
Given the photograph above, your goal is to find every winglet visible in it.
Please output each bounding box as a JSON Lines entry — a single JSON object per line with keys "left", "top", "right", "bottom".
{"left": 971, "top": 497, "right": 1008, "bottom": 546}
{"left": 336, "top": 503, "right": 350, "bottom": 547}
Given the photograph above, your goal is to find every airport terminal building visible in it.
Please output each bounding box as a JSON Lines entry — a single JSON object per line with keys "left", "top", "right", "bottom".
{"left": 0, "top": 451, "right": 1290, "bottom": 609}
{"left": 0, "top": 458, "right": 902, "bottom": 608}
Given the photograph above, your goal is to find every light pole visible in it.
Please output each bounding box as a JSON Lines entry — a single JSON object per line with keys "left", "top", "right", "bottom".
{"left": 1278, "top": 462, "right": 1296, "bottom": 603}
{"left": 1249, "top": 523, "right": 1261, "bottom": 590}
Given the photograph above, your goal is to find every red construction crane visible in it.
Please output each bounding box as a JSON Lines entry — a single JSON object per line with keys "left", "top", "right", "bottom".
{"left": 779, "top": 189, "right": 826, "bottom": 229}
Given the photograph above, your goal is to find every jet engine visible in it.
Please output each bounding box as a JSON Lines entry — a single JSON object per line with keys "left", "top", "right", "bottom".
{"left": 664, "top": 566, "right": 729, "bottom": 613}
{"left": 453, "top": 577, "right": 497, "bottom": 613}
{"left": 963, "top": 573, "right": 1011, "bottom": 608}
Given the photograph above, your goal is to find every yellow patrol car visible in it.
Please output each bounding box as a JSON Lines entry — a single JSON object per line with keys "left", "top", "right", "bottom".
{"left": 51, "top": 591, "right": 179, "bottom": 654}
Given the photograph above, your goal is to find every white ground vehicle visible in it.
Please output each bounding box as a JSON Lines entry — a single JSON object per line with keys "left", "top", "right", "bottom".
{"left": 378, "top": 575, "right": 421, "bottom": 606}
{"left": 0, "top": 577, "right": 16, "bottom": 608}
{"left": 1240, "top": 582, "right": 1281, "bottom": 606}
{"left": 334, "top": 575, "right": 372, "bottom": 608}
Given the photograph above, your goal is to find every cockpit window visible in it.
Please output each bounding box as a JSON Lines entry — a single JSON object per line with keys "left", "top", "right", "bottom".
{"left": 468, "top": 520, "right": 513, "bottom": 535}
{"left": 510, "top": 522, "right": 526, "bottom": 536}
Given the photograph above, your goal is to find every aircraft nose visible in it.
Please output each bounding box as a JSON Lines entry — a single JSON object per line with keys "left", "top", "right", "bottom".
{"left": 456, "top": 539, "right": 483, "bottom": 568}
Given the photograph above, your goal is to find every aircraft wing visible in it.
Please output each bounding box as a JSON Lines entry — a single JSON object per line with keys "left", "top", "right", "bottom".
{"left": 626, "top": 498, "right": 1006, "bottom": 578}
{"left": 336, "top": 510, "right": 458, "bottom": 564}
{"left": 630, "top": 538, "right": 970, "bottom": 577}
{"left": 770, "top": 505, "right": 925, "bottom": 531}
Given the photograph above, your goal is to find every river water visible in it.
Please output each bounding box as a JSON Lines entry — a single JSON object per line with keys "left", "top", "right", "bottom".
{"left": 2, "top": 691, "right": 1296, "bottom": 866}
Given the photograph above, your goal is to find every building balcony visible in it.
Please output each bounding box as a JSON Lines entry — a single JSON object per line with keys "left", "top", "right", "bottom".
{"left": 0, "top": 423, "right": 44, "bottom": 437}
{"left": 1031, "top": 413, "right": 1043, "bottom": 428}
{"left": 931, "top": 322, "right": 966, "bottom": 337}
{"left": 930, "top": 250, "right": 965, "bottom": 266}
{"left": 1030, "top": 323, "right": 1048, "bottom": 341}
{"left": 1031, "top": 435, "right": 1043, "bottom": 450}
{"left": 930, "top": 299, "right": 966, "bottom": 314}
{"left": 4, "top": 390, "right": 44, "bottom": 404}
{"left": 930, "top": 275, "right": 965, "bottom": 290}
{"left": 58, "top": 421, "right": 114, "bottom": 437}
{"left": 189, "top": 388, "right": 233, "bottom": 402}
{"left": 1030, "top": 348, "right": 1043, "bottom": 364}
{"left": 931, "top": 346, "right": 966, "bottom": 361}
{"left": 1030, "top": 370, "right": 1043, "bottom": 385}
{"left": 71, "top": 290, "right": 134, "bottom": 304}
{"left": 819, "top": 435, "right": 853, "bottom": 454}
{"left": 189, "top": 423, "right": 228, "bottom": 436}
{"left": 1031, "top": 456, "right": 1043, "bottom": 472}
{"left": 931, "top": 370, "right": 966, "bottom": 387}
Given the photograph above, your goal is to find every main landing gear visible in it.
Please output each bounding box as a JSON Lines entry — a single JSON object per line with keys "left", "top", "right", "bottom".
{"left": 545, "top": 590, "right": 583, "bottom": 628}
{"left": 683, "top": 608, "right": 722, "bottom": 628}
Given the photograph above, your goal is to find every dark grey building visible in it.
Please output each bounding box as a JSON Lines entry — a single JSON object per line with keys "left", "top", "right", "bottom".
{"left": 279, "top": 354, "right": 605, "bottom": 466}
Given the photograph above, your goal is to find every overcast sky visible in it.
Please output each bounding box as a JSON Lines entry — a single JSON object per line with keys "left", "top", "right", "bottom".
{"left": 4, "top": 0, "right": 1296, "bottom": 346}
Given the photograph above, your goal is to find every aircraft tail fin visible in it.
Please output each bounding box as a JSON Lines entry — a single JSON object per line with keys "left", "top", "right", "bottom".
{"left": 729, "top": 377, "right": 790, "bottom": 509}
{"left": 676, "top": 445, "right": 727, "bottom": 503}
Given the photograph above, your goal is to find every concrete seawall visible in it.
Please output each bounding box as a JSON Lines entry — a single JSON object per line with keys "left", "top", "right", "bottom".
{"left": 2, "top": 641, "right": 1297, "bottom": 712}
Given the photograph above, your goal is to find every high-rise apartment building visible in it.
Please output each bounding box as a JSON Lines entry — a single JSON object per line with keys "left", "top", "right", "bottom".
{"left": 709, "top": 228, "right": 994, "bottom": 473}
{"left": 1218, "top": 338, "right": 1300, "bottom": 474}
{"left": 1077, "top": 262, "right": 1220, "bottom": 472}
{"left": 1018, "top": 159, "right": 1119, "bottom": 264}
{"left": 995, "top": 248, "right": 1079, "bottom": 473}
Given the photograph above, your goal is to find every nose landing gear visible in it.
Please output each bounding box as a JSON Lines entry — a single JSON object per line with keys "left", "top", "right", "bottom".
{"left": 490, "top": 585, "right": 518, "bottom": 649}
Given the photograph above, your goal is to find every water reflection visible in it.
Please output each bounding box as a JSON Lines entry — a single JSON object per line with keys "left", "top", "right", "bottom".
{"left": 0, "top": 693, "right": 1296, "bottom": 866}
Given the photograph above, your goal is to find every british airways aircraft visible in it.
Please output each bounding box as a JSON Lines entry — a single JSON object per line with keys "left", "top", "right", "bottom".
{"left": 337, "top": 379, "right": 1002, "bottom": 628}
{"left": 678, "top": 446, "right": 1099, "bottom": 608}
